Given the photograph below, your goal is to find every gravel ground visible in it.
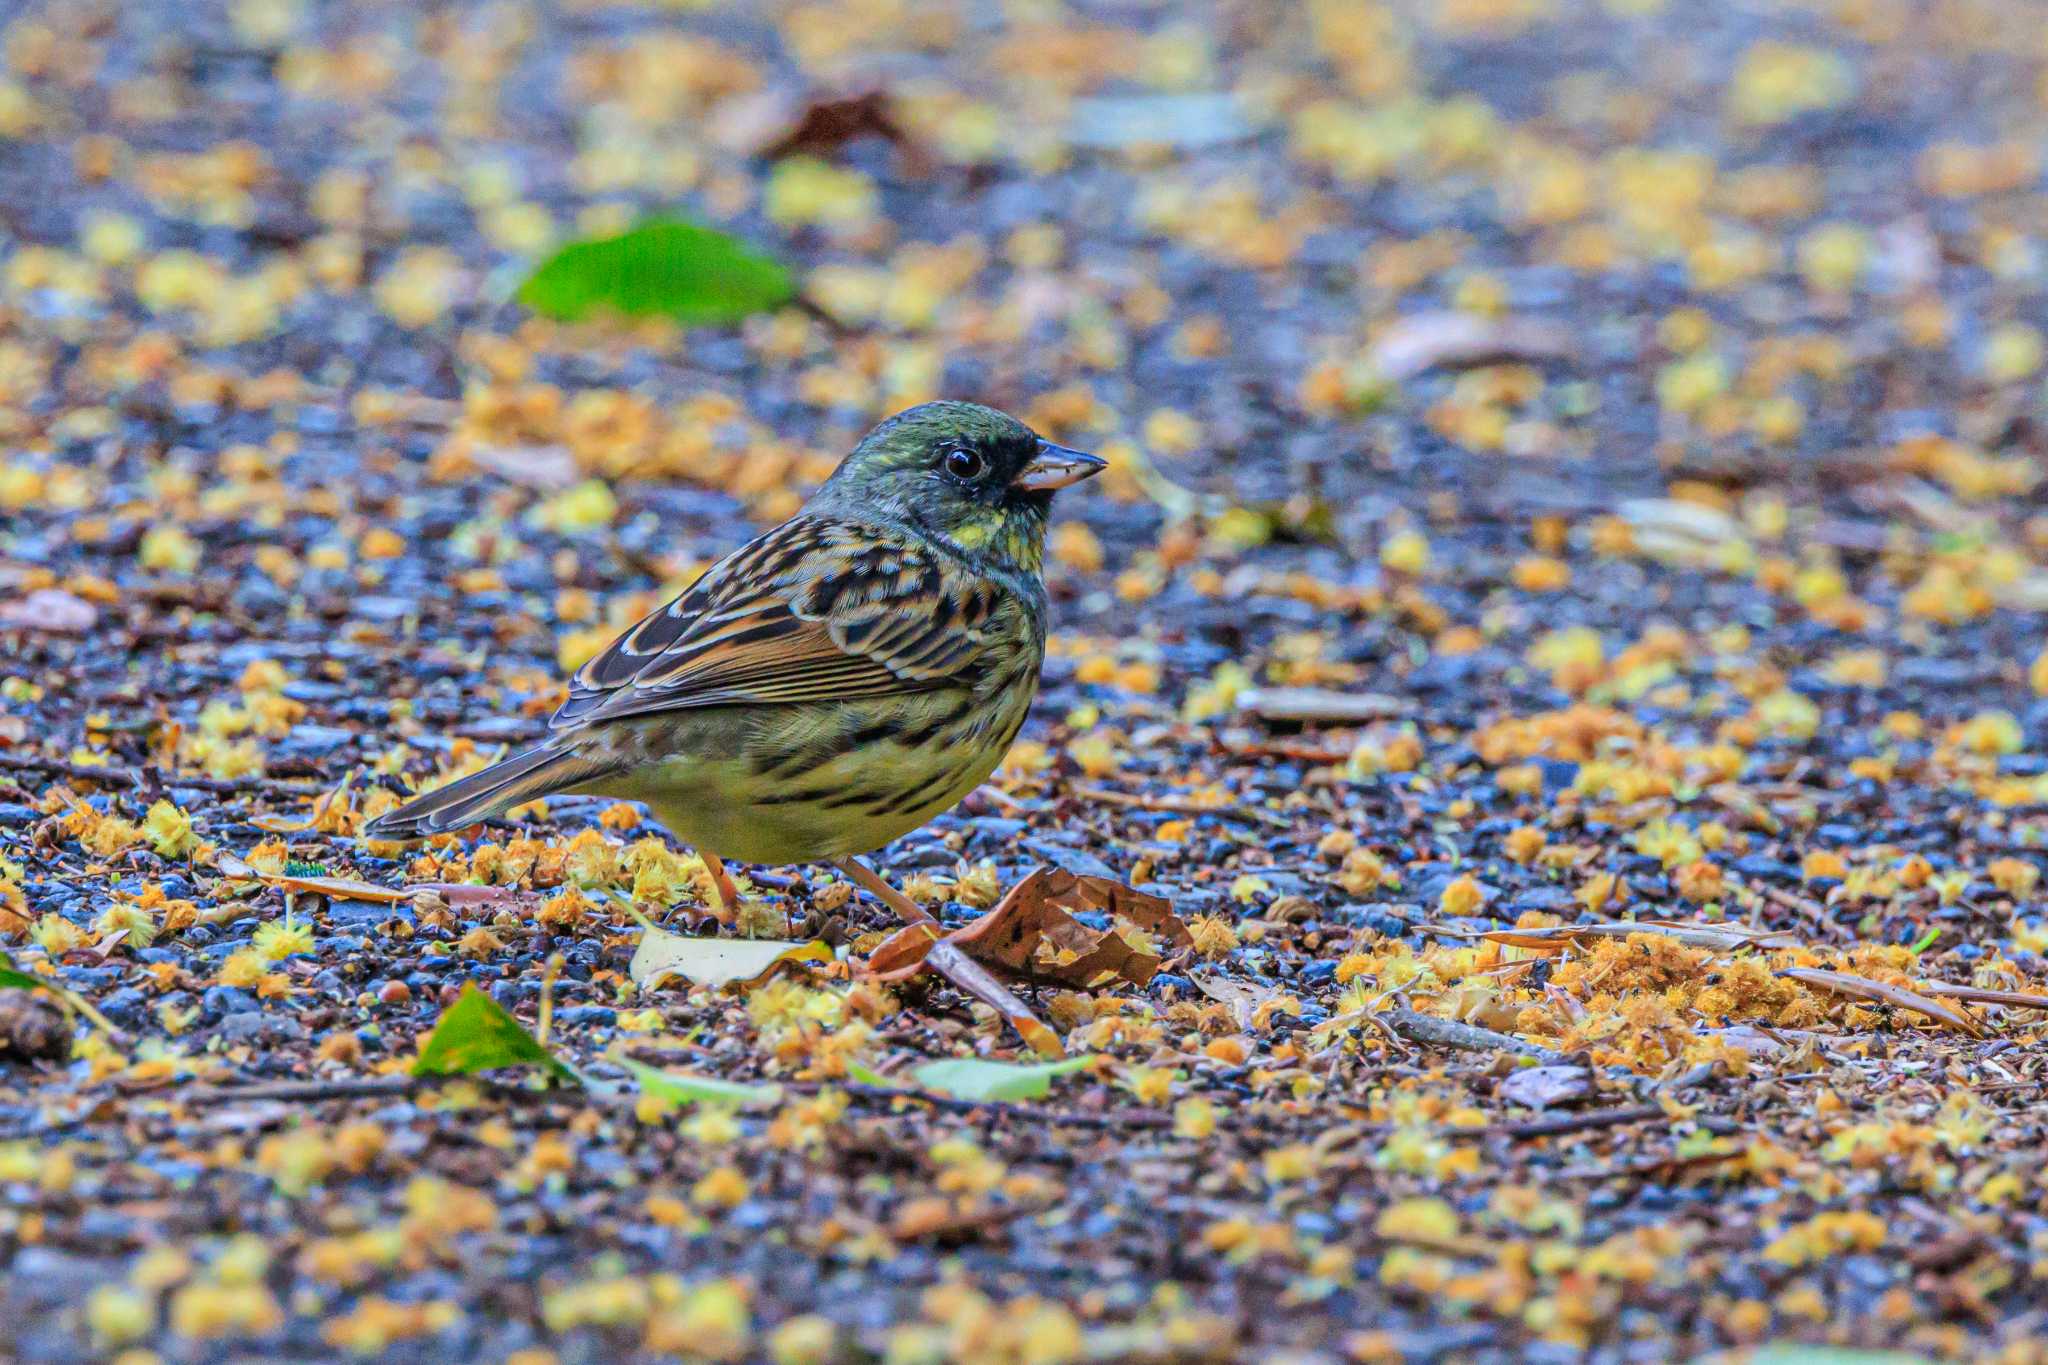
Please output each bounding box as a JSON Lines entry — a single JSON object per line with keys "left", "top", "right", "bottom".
{"left": 6, "top": 0, "right": 2048, "bottom": 1361}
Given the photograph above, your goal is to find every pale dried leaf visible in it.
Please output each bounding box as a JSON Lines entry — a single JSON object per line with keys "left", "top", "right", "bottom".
{"left": 1369, "top": 312, "right": 1574, "bottom": 382}
{"left": 1779, "top": 967, "right": 1985, "bottom": 1036}
{"left": 630, "top": 925, "right": 832, "bottom": 992}
{"left": 1498, "top": 1065, "right": 1593, "bottom": 1110}
{"left": 214, "top": 853, "right": 409, "bottom": 904}
{"left": 0, "top": 588, "right": 98, "bottom": 633}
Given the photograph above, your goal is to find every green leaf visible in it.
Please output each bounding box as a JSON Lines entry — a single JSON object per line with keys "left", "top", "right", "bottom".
{"left": 910, "top": 1056, "right": 1094, "bottom": 1102}
{"left": 1909, "top": 926, "right": 1940, "bottom": 955}
{"left": 412, "top": 983, "right": 583, "bottom": 1085}
{"left": 0, "top": 950, "right": 45, "bottom": 994}
{"left": 517, "top": 219, "right": 796, "bottom": 325}
{"left": 617, "top": 1057, "right": 782, "bottom": 1110}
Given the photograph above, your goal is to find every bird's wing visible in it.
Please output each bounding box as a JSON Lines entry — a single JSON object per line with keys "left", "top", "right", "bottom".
{"left": 549, "top": 517, "right": 1009, "bottom": 729}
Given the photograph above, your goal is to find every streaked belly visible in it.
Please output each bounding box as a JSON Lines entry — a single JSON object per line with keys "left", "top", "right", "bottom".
{"left": 582, "top": 690, "right": 1024, "bottom": 865}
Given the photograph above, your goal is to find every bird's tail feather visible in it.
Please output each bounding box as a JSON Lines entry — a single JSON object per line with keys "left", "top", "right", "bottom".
{"left": 362, "top": 743, "right": 612, "bottom": 840}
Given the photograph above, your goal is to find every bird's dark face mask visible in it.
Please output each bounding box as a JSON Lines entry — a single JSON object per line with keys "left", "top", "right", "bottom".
{"left": 917, "top": 434, "right": 1105, "bottom": 571}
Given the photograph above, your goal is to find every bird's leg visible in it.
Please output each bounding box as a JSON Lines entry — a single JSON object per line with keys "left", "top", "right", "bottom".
{"left": 699, "top": 850, "right": 741, "bottom": 924}
{"left": 832, "top": 856, "right": 937, "bottom": 927}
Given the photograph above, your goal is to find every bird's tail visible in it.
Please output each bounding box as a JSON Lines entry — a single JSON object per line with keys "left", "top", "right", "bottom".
{"left": 361, "top": 742, "right": 614, "bottom": 841}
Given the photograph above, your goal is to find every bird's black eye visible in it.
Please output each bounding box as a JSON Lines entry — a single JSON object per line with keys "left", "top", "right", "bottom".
{"left": 942, "top": 446, "right": 985, "bottom": 480}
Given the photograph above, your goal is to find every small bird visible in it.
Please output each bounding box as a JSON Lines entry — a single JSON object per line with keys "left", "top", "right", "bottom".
{"left": 364, "top": 401, "right": 1104, "bottom": 921}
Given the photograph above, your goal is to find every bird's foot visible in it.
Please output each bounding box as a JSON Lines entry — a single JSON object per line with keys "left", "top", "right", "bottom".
{"left": 700, "top": 850, "right": 742, "bottom": 925}
{"left": 832, "top": 856, "right": 937, "bottom": 927}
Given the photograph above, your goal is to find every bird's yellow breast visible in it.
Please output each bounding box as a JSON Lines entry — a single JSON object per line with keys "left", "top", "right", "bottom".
{"left": 586, "top": 684, "right": 1030, "bottom": 865}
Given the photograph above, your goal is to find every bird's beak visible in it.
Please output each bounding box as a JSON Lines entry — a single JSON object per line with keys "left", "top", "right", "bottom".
{"left": 1012, "top": 441, "right": 1107, "bottom": 492}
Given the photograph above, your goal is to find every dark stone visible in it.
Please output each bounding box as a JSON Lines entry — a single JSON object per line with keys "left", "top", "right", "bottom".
{"left": 218, "top": 1010, "right": 307, "bottom": 1043}
{"left": 1021, "top": 839, "right": 1119, "bottom": 880}
{"left": 98, "top": 987, "right": 151, "bottom": 1027}
{"left": 202, "top": 985, "right": 260, "bottom": 1017}
{"left": 1732, "top": 857, "right": 1799, "bottom": 883}
{"left": 328, "top": 898, "right": 411, "bottom": 925}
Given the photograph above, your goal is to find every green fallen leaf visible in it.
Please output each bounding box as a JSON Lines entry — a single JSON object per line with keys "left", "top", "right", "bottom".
{"left": 909, "top": 1055, "right": 1094, "bottom": 1102}
{"left": 617, "top": 1057, "right": 782, "bottom": 1110}
{"left": 628, "top": 919, "right": 833, "bottom": 993}
{"left": 0, "top": 951, "right": 44, "bottom": 994}
{"left": 518, "top": 219, "right": 796, "bottom": 325}
{"left": 412, "top": 983, "right": 583, "bottom": 1085}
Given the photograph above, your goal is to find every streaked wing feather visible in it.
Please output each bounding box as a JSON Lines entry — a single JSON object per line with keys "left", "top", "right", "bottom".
{"left": 550, "top": 518, "right": 994, "bottom": 730}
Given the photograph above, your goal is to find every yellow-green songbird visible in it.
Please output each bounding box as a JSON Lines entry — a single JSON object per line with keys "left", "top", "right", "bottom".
{"left": 362, "top": 401, "right": 1104, "bottom": 918}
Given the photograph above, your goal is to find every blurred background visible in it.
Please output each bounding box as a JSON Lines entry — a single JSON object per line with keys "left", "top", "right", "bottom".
{"left": 1, "top": 0, "right": 2046, "bottom": 753}
{"left": 5, "top": 0, "right": 2044, "bottom": 544}
{"left": 9, "top": 5, "right": 2048, "bottom": 1361}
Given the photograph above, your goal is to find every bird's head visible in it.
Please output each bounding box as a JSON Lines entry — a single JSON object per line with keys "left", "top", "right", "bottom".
{"left": 817, "top": 401, "right": 1105, "bottom": 575}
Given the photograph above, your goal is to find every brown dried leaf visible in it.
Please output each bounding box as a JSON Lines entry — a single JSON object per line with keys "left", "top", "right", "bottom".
{"left": 248, "top": 772, "right": 359, "bottom": 834}
{"left": 759, "top": 90, "right": 926, "bottom": 169}
{"left": 863, "top": 869, "right": 1185, "bottom": 1054}
{"left": 1191, "top": 972, "right": 1281, "bottom": 1030}
{"left": 868, "top": 867, "right": 1189, "bottom": 990}
{"left": 1778, "top": 967, "right": 1985, "bottom": 1036}
{"left": 1918, "top": 983, "right": 2048, "bottom": 1012}
{"left": 924, "top": 941, "right": 1063, "bottom": 1058}
{"left": 213, "top": 853, "right": 408, "bottom": 904}
{"left": 1427, "top": 919, "right": 1800, "bottom": 953}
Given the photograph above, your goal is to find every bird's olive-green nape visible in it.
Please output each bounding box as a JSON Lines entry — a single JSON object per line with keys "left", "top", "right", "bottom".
{"left": 816, "top": 401, "right": 1100, "bottom": 577}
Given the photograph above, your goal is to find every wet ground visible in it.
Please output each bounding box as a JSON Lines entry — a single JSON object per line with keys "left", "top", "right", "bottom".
{"left": 6, "top": 0, "right": 2048, "bottom": 1360}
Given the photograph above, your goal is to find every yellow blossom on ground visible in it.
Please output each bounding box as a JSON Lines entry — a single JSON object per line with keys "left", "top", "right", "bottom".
{"left": 143, "top": 800, "right": 199, "bottom": 858}
{"left": 139, "top": 523, "right": 202, "bottom": 573}
{"left": 373, "top": 246, "right": 465, "bottom": 327}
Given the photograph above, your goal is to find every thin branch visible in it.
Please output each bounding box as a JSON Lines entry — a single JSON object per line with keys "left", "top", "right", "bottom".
{"left": 0, "top": 752, "right": 325, "bottom": 798}
{"left": 1378, "top": 1007, "right": 1566, "bottom": 1063}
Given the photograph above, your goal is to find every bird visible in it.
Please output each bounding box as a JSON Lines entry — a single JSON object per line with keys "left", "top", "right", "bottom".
{"left": 362, "top": 400, "right": 1104, "bottom": 924}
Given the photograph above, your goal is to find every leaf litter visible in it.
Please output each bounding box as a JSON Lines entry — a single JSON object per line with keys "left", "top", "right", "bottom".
{"left": 3, "top": 0, "right": 2048, "bottom": 1361}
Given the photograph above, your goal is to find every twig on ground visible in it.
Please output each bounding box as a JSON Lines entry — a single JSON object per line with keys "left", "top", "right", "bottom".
{"left": 167, "top": 1076, "right": 422, "bottom": 1106}
{"left": 1073, "top": 785, "right": 1290, "bottom": 828}
{"left": 0, "top": 752, "right": 326, "bottom": 798}
{"left": 1378, "top": 1007, "right": 1567, "bottom": 1063}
